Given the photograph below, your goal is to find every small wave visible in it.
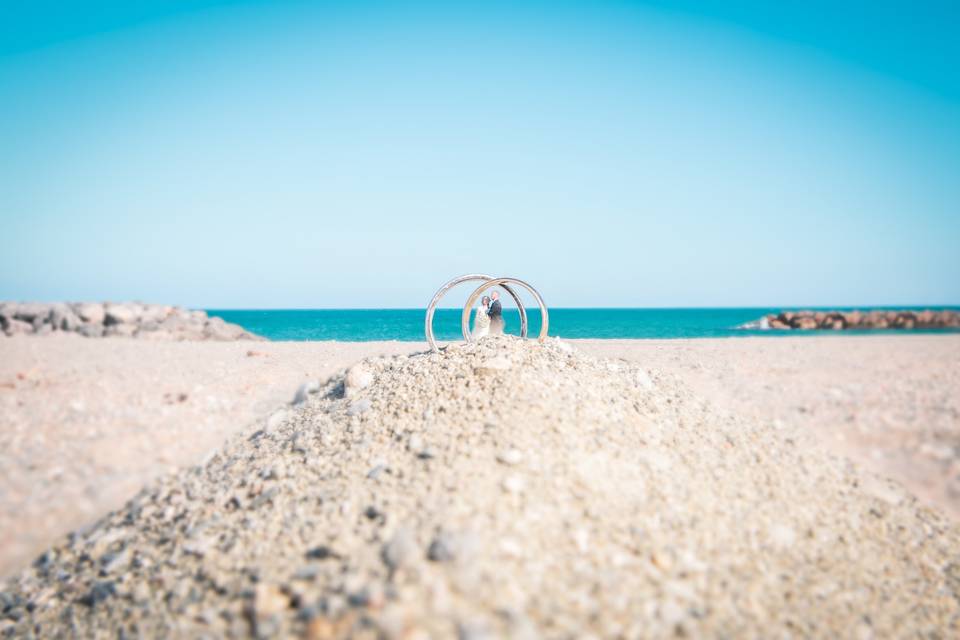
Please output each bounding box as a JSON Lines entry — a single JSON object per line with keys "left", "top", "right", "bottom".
{"left": 737, "top": 317, "right": 770, "bottom": 330}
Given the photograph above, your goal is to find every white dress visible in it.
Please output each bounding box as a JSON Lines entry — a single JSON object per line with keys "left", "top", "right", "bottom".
{"left": 472, "top": 305, "right": 491, "bottom": 338}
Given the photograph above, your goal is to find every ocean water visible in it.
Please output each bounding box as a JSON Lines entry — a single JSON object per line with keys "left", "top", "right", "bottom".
{"left": 206, "top": 308, "right": 960, "bottom": 342}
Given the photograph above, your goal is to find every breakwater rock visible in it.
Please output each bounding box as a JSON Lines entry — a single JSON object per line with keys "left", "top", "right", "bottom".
{"left": 0, "top": 302, "right": 262, "bottom": 341}
{"left": 746, "top": 309, "right": 960, "bottom": 331}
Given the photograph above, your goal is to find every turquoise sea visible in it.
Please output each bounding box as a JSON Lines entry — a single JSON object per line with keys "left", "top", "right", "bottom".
{"left": 206, "top": 308, "right": 960, "bottom": 342}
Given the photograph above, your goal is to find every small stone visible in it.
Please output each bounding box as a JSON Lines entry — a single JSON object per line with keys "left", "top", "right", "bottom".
{"left": 293, "top": 380, "right": 321, "bottom": 405}
{"left": 458, "top": 619, "right": 494, "bottom": 640}
{"left": 496, "top": 449, "right": 524, "bottom": 466}
{"left": 347, "top": 399, "right": 372, "bottom": 416}
{"left": 768, "top": 523, "right": 797, "bottom": 549}
{"left": 344, "top": 364, "right": 373, "bottom": 396}
{"left": 306, "top": 612, "right": 359, "bottom": 639}
{"left": 183, "top": 538, "right": 211, "bottom": 558}
{"left": 407, "top": 434, "right": 425, "bottom": 453}
{"left": 572, "top": 528, "right": 590, "bottom": 553}
{"left": 474, "top": 357, "right": 512, "bottom": 375}
{"left": 78, "top": 581, "right": 116, "bottom": 608}
{"left": 367, "top": 464, "right": 388, "bottom": 480}
{"left": 131, "top": 582, "right": 151, "bottom": 603}
{"left": 427, "top": 532, "right": 457, "bottom": 563}
{"left": 347, "top": 582, "right": 384, "bottom": 609}
{"left": 634, "top": 369, "right": 655, "bottom": 391}
{"left": 502, "top": 475, "right": 526, "bottom": 494}
{"left": 293, "top": 564, "right": 321, "bottom": 581}
{"left": 860, "top": 475, "right": 903, "bottom": 506}
{"left": 99, "top": 548, "right": 130, "bottom": 574}
{"left": 266, "top": 410, "right": 288, "bottom": 433}
{"left": 305, "top": 616, "right": 336, "bottom": 640}
{"left": 305, "top": 546, "right": 337, "bottom": 560}
{"left": 252, "top": 583, "right": 289, "bottom": 618}
{"left": 382, "top": 528, "right": 417, "bottom": 572}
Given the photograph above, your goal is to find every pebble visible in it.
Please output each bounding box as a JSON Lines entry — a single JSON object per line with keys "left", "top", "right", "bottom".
{"left": 407, "top": 434, "right": 425, "bottom": 452}
{"left": 293, "top": 380, "right": 321, "bottom": 405}
{"left": 347, "top": 582, "right": 384, "bottom": 608}
{"left": 78, "top": 581, "right": 116, "bottom": 608}
{"left": 305, "top": 546, "right": 337, "bottom": 560}
{"left": 293, "top": 564, "right": 321, "bottom": 581}
{"left": 347, "top": 399, "right": 372, "bottom": 416}
{"left": 427, "top": 532, "right": 457, "bottom": 563}
{"left": 382, "top": 528, "right": 417, "bottom": 572}
{"left": 266, "top": 410, "right": 288, "bottom": 432}
{"left": 767, "top": 523, "right": 797, "bottom": 549}
{"left": 502, "top": 474, "right": 526, "bottom": 494}
{"left": 474, "top": 357, "right": 512, "bottom": 375}
{"left": 344, "top": 364, "right": 374, "bottom": 396}
{"left": 252, "top": 583, "right": 289, "bottom": 619}
{"left": 496, "top": 448, "right": 524, "bottom": 466}
{"left": 458, "top": 619, "right": 494, "bottom": 640}
{"left": 99, "top": 548, "right": 130, "bottom": 574}
{"left": 367, "top": 464, "right": 388, "bottom": 480}
{"left": 634, "top": 369, "right": 655, "bottom": 391}
{"left": 182, "top": 538, "right": 211, "bottom": 558}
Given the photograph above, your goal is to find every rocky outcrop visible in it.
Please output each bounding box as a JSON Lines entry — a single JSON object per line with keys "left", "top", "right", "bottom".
{"left": 746, "top": 309, "right": 960, "bottom": 331}
{"left": 0, "top": 302, "right": 262, "bottom": 341}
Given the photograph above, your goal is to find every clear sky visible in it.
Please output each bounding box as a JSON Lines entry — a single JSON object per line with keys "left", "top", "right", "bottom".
{"left": 1, "top": 0, "right": 958, "bottom": 308}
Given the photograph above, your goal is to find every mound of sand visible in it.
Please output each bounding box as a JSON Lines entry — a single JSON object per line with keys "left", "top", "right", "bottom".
{"left": 3, "top": 336, "right": 958, "bottom": 637}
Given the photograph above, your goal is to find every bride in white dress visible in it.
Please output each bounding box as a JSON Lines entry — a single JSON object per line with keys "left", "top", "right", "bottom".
{"left": 472, "top": 296, "right": 491, "bottom": 338}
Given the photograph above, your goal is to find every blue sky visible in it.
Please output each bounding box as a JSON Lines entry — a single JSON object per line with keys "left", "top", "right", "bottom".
{"left": 1, "top": 0, "right": 958, "bottom": 308}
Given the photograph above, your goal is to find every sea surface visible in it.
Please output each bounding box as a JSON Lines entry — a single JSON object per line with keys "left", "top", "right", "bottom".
{"left": 206, "top": 308, "right": 960, "bottom": 342}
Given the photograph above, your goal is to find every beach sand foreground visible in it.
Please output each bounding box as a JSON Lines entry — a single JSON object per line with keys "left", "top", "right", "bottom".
{"left": 1, "top": 334, "right": 959, "bottom": 636}
{"left": 3, "top": 337, "right": 960, "bottom": 638}
{"left": 0, "top": 336, "right": 419, "bottom": 578}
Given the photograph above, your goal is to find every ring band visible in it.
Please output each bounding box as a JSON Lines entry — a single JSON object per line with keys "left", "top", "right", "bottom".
{"left": 424, "top": 274, "right": 528, "bottom": 352}
{"left": 461, "top": 277, "right": 549, "bottom": 344}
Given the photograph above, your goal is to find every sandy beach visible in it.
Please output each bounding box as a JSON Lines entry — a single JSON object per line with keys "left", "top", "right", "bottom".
{"left": 2, "top": 333, "right": 959, "bottom": 636}
{"left": 0, "top": 335, "right": 421, "bottom": 578}
{"left": 3, "top": 334, "right": 959, "bottom": 579}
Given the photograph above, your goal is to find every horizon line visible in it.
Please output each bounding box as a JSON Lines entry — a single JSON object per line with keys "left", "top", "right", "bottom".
{"left": 202, "top": 304, "right": 960, "bottom": 311}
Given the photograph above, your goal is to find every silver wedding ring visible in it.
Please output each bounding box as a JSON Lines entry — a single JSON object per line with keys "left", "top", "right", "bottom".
{"left": 424, "top": 274, "right": 549, "bottom": 351}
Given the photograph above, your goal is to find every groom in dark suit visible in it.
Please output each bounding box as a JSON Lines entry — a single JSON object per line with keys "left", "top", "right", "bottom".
{"left": 487, "top": 290, "right": 504, "bottom": 333}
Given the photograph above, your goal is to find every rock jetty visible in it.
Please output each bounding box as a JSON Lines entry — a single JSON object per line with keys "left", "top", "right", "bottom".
{"left": 2, "top": 336, "right": 958, "bottom": 637}
{"left": 749, "top": 309, "right": 960, "bottom": 330}
{"left": 0, "top": 302, "right": 262, "bottom": 341}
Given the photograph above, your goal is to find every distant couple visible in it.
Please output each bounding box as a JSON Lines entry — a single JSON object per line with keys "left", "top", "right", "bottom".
{"left": 472, "top": 290, "right": 504, "bottom": 338}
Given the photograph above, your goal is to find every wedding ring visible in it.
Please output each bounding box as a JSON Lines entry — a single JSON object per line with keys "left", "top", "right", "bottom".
{"left": 424, "top": 274, "right": 528, "bottom": 352}
{"left": 461, "top": 277, "right": 549, "bottom": 344}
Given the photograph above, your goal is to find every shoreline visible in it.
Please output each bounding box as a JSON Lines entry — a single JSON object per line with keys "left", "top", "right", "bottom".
{"left": 2, "top": 333, "right": 958, "bottom": 579}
